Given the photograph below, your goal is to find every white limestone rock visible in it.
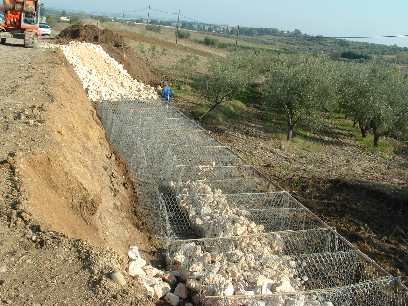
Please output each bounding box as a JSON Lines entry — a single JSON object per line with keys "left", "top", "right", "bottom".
{"left": 128, "top": 245, "right": 141, "bottom": 260}
{"left": 143, "top": 265, "right": 164, "bottom": 278}
{"left": 60, "top": 42, "right": 158, "bottom": 103}
{"left": 153, "top": 282, "right": 171, "bottom": 299}
{"left": 128, "top": 259, "right": 147, "bottom": 277}
{"left": 130, "top": 257, "right": 146, "bottom": 269}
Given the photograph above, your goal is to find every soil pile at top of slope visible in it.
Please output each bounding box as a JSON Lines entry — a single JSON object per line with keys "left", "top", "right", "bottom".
{"left": 58, "top": 24, "right": 122, "bottom": 46}
{"left": 58, "top": 23, "right": 159, "bottom": 85}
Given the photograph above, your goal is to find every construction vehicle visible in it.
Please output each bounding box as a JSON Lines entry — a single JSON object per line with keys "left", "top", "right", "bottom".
{"left": 0, "top": 0, "right": 40, "bottom": 47}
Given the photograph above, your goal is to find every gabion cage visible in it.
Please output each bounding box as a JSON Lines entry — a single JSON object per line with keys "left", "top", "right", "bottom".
{"left": 96, "top": 100, "right": 408, "bottom": 305}
{"left": 204, "top": 278, "right": 408, "bottom": 306}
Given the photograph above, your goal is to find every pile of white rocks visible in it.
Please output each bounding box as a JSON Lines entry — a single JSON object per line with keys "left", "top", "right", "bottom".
{"left": 127, "top": 245, "right": 196, "bottom": 306}
{"left": 61, "top": 42, "right": 158, "bottom": 102}
{"left": 168, "top": 181, "right": 333, "bottom": 306}
{"left": 177, "top": 181, "right": 267, "bottom": 238}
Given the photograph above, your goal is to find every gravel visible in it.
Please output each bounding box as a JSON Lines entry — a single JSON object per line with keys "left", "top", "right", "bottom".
{"left": 61, "top": 42, "right": 158, "bottom": 102}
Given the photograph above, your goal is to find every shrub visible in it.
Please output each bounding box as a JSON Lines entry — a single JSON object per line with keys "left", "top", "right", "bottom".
{"left": 202, "top": 36, "right": 218, "bottom": 47}
{"left": 340, "top": 51, "right": 371, "bottom": 60}
{"left": 145, "top": 24, "right": 161, "bottom": 33}
{"left": 177, "top": 30, "right": 191, "bottom": 39}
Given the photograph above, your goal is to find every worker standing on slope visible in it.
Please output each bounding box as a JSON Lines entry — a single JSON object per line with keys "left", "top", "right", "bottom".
{"left": 161, "top": 81, "right": 173, "bottom": 105}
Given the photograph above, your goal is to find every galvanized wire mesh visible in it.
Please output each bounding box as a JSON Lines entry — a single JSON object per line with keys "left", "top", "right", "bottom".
{"left": 96, "top": 100, "right": 408, "bottom": 305}
{"left": 157, "top": 191, "right": 327, "bottom": 239}
{"left": 204, "top": 278, "right": 408, "bottom": 306}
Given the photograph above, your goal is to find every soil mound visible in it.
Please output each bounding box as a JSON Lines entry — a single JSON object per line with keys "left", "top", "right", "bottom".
{"left": 58, "top": 24, "right": 123, "bottom": 47}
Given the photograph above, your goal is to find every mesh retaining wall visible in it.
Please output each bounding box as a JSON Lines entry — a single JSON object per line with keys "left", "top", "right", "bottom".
{"left": 97, "top": 100, "right": 408, "bottom": 306}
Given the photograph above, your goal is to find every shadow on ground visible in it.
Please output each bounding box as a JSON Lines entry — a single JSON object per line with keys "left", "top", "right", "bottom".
{"left": 289, "top": 176, "right": 408, "bottom": 283}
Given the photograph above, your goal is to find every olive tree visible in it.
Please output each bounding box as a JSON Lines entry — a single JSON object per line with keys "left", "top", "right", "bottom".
{"left": 196, "top": 53, "right": 251, "bottom": 121}
{"left": 337, "top": 62, "right": 408, "bottom": 146}
{"left": 262, "top": 54, "right": 334, "bottom": 140}
{"left": 369, "top": 65, "right": 407, "bottom": 146}
{"left": 336, "top": 63, "right": 374, "bottom": 138}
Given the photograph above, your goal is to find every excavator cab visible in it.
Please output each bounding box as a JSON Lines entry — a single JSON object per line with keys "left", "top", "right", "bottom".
{"left": 0, "top": 0, "right": 40, "bottom": 47}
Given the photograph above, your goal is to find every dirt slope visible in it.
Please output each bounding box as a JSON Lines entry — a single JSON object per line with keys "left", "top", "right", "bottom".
{"left": 17, "top": 52, "right": 155, "bottom": 256}
{"left": 0, "top": 43, "right": 154, "bottom": 305}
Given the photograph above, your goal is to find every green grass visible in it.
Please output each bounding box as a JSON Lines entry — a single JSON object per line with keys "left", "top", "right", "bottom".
{"left": 194, "top": 100, "right": 248, "bottom": 125}
{"left": 291, "top": 137, "right": 322, "bottom": 153}
{"left": 332, "top": 116, "right": 396, "bottom": 155}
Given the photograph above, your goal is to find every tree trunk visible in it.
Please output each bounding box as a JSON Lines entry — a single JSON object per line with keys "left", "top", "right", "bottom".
{"left": 199, "top": 102, "right": 220, "bottom": 121}
{"left": 373, "top": 133, "right": 380, "bottom": 147}
{"left": 287, "top": 125, "right": 294, "bottom": 140}
{"left": 360, "top": 127, "right": 367, "bottom": 138}
{"left": 371, "top": 123, "right": 382, "bottom": 147}
{"left": 359, "top": 122, "right": 368, "bottom": 138}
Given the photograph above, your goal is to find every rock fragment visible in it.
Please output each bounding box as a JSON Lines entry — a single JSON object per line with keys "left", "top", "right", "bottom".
{"left": 109, "top": 271, "right": 127, "bottom": 286}
{"left": 128, "top": 245, "right": 140, "bottom": 260}
{"left": 174, "top": 282, "right": 188, "bottom": 299}
{"left": 153, "top": 282, "right": 171, "bottom": 299}
{"left": 164, "top": 292, "right": 180, "bottom": 306}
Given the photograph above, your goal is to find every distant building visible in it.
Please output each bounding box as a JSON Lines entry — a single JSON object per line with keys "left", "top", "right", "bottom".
{"left": 59, "top": 16, "right": 71, "bottom": 23}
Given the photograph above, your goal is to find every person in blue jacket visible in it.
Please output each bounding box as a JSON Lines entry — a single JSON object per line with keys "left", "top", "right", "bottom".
{"left": 161, "top": 81, "right": 173, "bottom": 103}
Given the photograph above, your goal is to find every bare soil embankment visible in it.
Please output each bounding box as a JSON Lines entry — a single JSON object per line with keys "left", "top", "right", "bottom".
{"left": 17, "top": 51, "right": 156, "bottom": 256}
{"left": 0, "top": 44, "right": 155, "bottom": 305}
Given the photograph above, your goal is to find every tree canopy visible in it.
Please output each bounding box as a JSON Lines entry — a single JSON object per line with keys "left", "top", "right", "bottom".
{"left": 263, "top": 54, "right": 335, "bottom": 140}
{"left": 196, "top": 53, "right": 252, "bottom": 121}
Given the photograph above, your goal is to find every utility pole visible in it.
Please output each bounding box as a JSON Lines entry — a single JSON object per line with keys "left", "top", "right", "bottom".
{"left": 235, "top": 25, "right": 240, "bottom": 49}
{"left": 97, "top": 20, "right": 100, "bottom": 43}
{"left": 147, "top": 4, "right": 151, "bottom": 25}
{"left": 176, "top": 9, "right": 181, "bottom": 45}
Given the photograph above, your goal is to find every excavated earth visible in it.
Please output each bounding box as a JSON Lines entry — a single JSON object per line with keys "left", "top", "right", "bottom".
{"left": 0, "top": 40, "right": 157, "bottom": 305}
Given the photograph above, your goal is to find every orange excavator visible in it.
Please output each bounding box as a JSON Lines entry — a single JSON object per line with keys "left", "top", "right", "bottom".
{"left": 0, "top": 0, "right": 40, "bottom": 47}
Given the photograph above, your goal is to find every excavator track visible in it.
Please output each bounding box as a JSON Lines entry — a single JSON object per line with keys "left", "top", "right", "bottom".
{"left": 24, "top": 30, "right": 36, "bottom": 48}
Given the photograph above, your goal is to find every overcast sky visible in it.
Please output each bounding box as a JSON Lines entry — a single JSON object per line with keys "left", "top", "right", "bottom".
{"left": 42, "top": 0, "right": 407, "bottom": 37}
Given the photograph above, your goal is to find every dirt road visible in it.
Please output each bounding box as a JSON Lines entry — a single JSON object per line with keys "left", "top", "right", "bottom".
{"left": 0, "top": 43, "right": 154, "bottom": 305}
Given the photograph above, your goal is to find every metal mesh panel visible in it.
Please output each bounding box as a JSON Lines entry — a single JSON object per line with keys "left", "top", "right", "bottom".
{"left": 96, "top": 100, "right": 408, "bottom": 305}
{"left": 158, "top": 191, "right": 326, "bottom": 238}
{"left": 167, "top": 228, "right": 351, "bottom": 257}
{"left": 226, "top": 192, "right": 307, "bottom": 210}
{"left": 204, "top": 278, "right": 408, "bottom": 306}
